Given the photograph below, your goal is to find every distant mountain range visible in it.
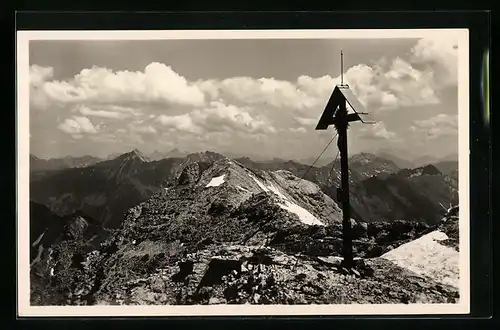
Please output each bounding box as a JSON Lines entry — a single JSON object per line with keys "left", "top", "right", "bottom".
{"left": 30, "top": 155, "right": 104, "bottom": 172}
{"left": 30, "top": 149, "right": 458, "bottom": 235}
{"left": 374, "top": 150, "right": 458, "bottom": 170}
{"left": 234, "top": 152, "right": 457, "bottom": 224}
{"left": 147, "top": 148, "right": 188, "bottom": 161}
{"left": 31, "top": 148, "right": 458, "bottom": 174}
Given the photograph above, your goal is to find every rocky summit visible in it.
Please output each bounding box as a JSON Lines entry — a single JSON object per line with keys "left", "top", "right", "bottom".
{"left": 29, "top": 153, "right": 460, "bottom": 306}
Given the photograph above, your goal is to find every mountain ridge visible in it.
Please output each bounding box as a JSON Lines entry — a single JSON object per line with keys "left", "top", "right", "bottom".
{"left": 30, "top": 150, "right": 457, "bottom": 232}
{"left": 30, "top": 154, "right": 104, "bottom": 172}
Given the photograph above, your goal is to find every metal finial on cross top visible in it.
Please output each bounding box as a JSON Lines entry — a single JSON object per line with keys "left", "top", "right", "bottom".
{"left": 315, "top": 51, "right": 376, "bottom": 269}
{"left": 341, "top": 49, "right": 344, "bottom": 86}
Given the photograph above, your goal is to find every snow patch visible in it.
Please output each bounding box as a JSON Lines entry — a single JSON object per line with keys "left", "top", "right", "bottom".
{"left": 381, "top": 230, "right": 459, "bottom": 288}
{"left": 278, "top": 200, "right": 325, "bottom": 226}
{"left": 319, "top": 256, "right": 362, "bottom": 263}
{"left": 32, "top": 230, "right": 46, "bottom": 247}
{"left": 249, "top": 173, "right": 324, "bottom": 226}
{"left": 267, "top": 183, "right": 288, "bottom": 200}
{"left": 50, "top": 267, "right": 54, "bottom": 277}
{"left": 206, "top": 174, "right": 226, "bottom": 187}
{"left": 236, "top": 185, "right": 249, "bottom": 192}
{"left": 250, "top": 175, "right": 269, "bottom": 192}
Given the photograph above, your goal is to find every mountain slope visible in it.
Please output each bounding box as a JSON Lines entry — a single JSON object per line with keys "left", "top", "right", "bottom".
{"left": 30, "top": 201, "right": 110, "bottom": 305}
{"left": 30, "top": 149, "right": 185, "bottom": 229}
{"left": 30, "top": 201, "right": 109, "bottom": 257}
{"left": 116, "top": 156, "right": 343, "bottom": 246}
{"left": 30, "top": 187, "right": 458, "bottom": 306}
{"left": 348, "top": 165, "right": 458, "bottom": 224}
{"left": 235, "top": 152, "right": 401, "bottom": 198}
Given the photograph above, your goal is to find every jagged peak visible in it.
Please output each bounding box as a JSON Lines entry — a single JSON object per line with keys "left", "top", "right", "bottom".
{"left": 419, "top": 164, "right": 442, "bottom": 175}
{"left": 185, "top": 150, "right": 227, "bottom": 162}
{"left": 118, "top": 148, "right": 149, "bottom": 162}
{"left": 397, "top": 164, "right": 442, "bottom": 178}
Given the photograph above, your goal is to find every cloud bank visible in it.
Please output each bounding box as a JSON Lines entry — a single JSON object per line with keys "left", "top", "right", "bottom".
{"left": 29, "top": 37, "right": 459, "bottom": 159}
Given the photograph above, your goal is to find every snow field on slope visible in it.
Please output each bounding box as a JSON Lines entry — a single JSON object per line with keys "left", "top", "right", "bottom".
{"left": 380, "top": 230, "right": 459, "bottom": 288}
{"left": 277, "top": 201, "right": 325, "bottom": 226}
{"left": 250, "top": 174, "right": 324, "bottom": 226}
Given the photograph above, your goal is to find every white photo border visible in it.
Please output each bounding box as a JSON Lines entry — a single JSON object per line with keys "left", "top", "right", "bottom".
{"left": 16, "top": 28, "right": 470, "bottom": 317}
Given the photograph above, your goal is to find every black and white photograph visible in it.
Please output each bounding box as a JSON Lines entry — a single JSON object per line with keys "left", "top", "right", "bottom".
{"left": 17, "top": 29, "right": 470, "bottom": 316}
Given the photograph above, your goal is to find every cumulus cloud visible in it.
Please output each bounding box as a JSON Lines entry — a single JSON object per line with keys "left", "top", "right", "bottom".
{"left": 116, "top": 128, "right": 127, "bottom": 134}
{"left": 196, "top": 60, "right": 442, "bottom": 116}
{"left": 57, "top": 116, "right": 98, "bottom": 136}
{"left": 411, "top": 113, "right": 458, "bottom": 139}
{"left": 127, "top": 120, "right": 158, "bottom": 135}
{"left": 198, "top": 101, "right": 271, "bottom": 133}
{"left": 89, "top": 133, "right": 117, "bottom": 143}
{"left": 198, "top": 77, "right": 318, "bottom": 110}
{"left": 30, "top": 65, "right": 55, "bottom": 110}
{"left": 290, "top": 127, "right": 307, "bottom": 134}
{"left": 132, "top": 125, "right": 157, "bottom": 134}
{"left": 30, "top": 45, "right": 451, "bottom": 118}
{"left": 76, "top": 105, "right": 132, "bottom": 119}
{"left": 30, "top": 62, "right": 205, "bottom": 110}
{"left": 359, "top": 122, "right": 397, "bottom": 140}
{"left": 156, "top": 101, "right": 275, "bottom": 135}
{"left": 157, "top": 113, "right": 201, "bottom": 134}
{"left": 295, "top": 117, "right": 318, "bottom": 126}
{"left": 381, "top": 57, "right": 440, "bottom": 107}
{"left": 411, "top": 36, "right": 458, "bottom": 86}
{"left": 30, "top": 65, "right": 54, "bottom": 86}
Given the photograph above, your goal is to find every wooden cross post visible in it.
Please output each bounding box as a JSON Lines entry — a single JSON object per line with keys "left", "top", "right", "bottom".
{"left": 315, "top": 51, "right": 376, "bottom": 269}
{"left": 336, "top": 94, "right": 353, "bottom": 268}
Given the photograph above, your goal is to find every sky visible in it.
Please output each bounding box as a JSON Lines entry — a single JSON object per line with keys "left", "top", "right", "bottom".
{"left": 29, "top": 36, "right": 460, "bottom": 161}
